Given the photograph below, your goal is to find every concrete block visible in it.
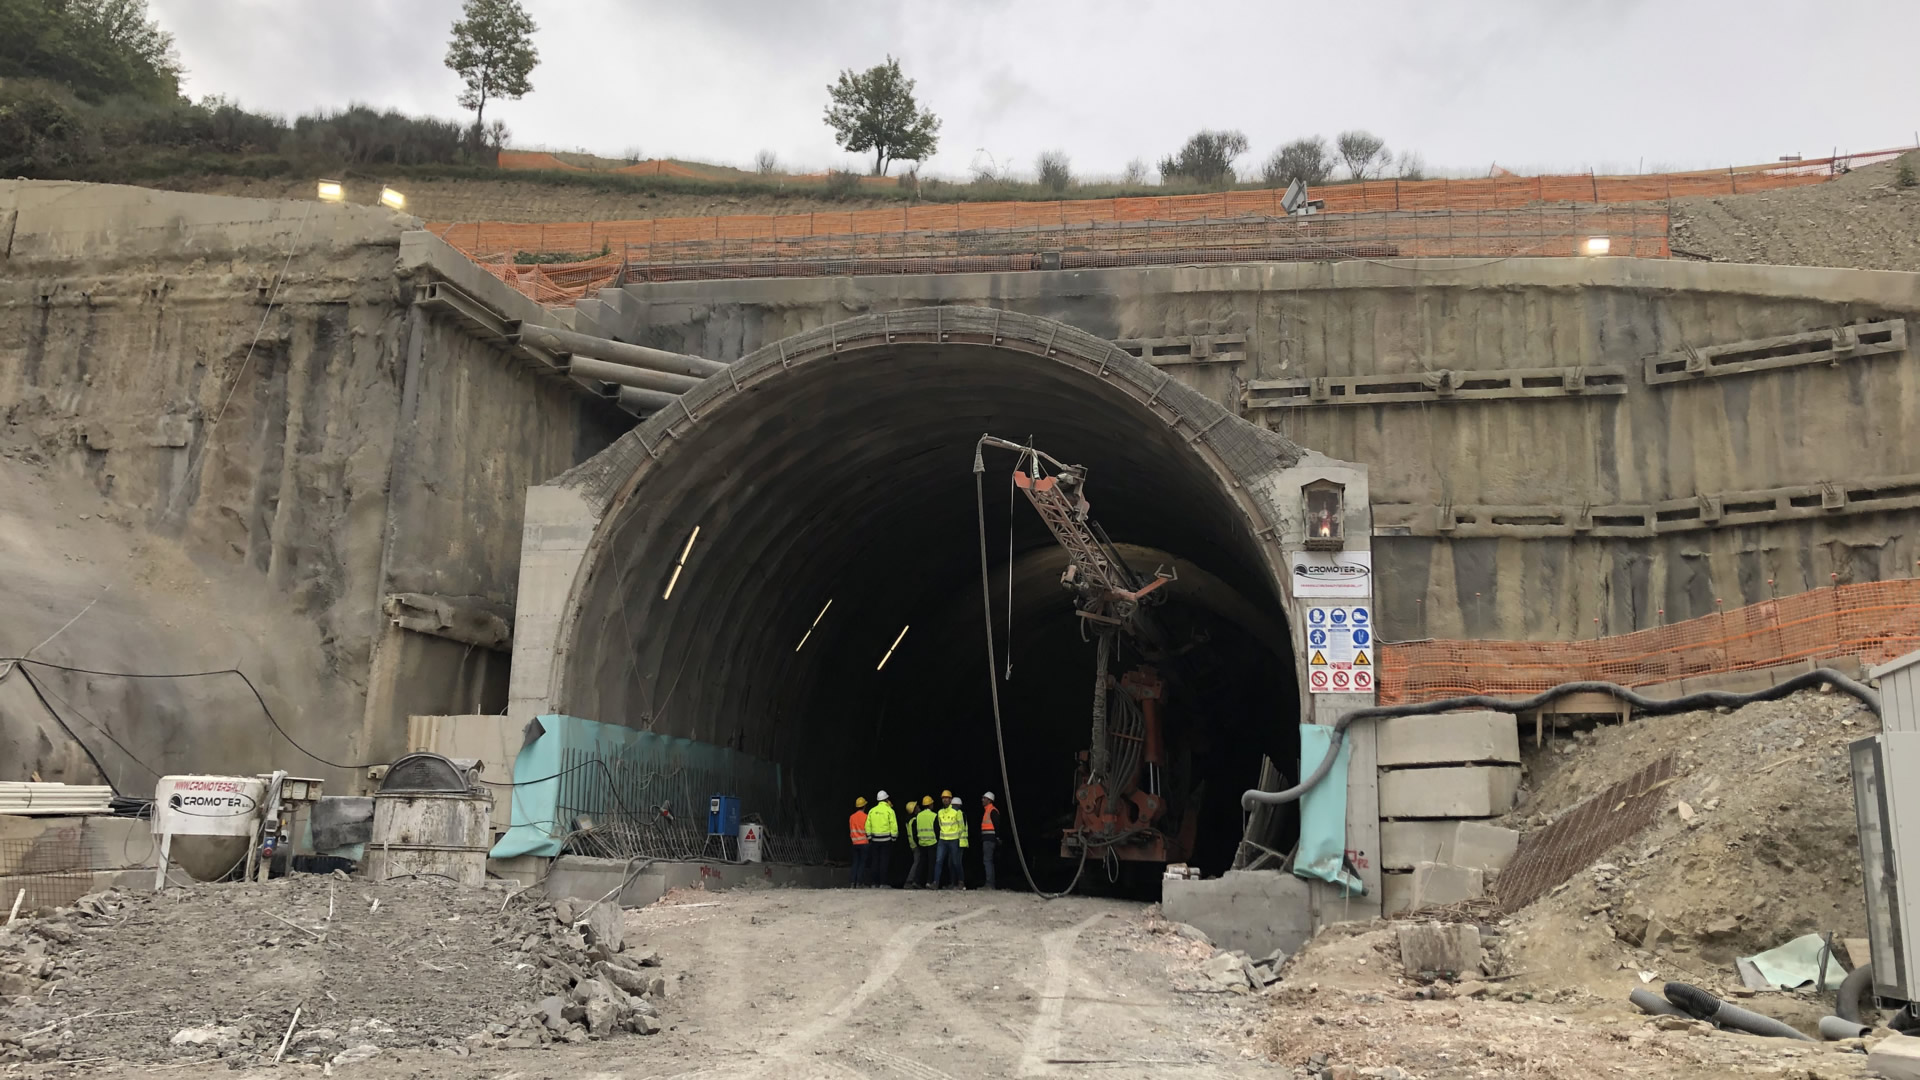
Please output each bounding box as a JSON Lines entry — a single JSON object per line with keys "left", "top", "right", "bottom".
{"left": 1376, "top": 711, "right": 1519, "bottom": 767}
{"left": 1161, "top": 870, "right": 1314, "bottom": 959}
{"left": 1378, "top": 766, "right": 1520, "bottom": 819}
{"left": 1380, "top": 873, "right": 1413, "bottom": 915}
{"left": 1396, "top": 921, "right": 1482, "bottom": 977}
{"left": 1410, "top": 862, "right": 1484, "bottom": 909}
{"left": 1869, "top": 1033, "right": 1920, "bottom": 1080}
{"left": 1381, "top": 820, "right": 1520, "bottom": 871}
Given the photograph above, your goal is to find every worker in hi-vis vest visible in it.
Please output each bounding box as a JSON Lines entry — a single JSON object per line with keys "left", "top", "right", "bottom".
{"left": 933, "top": 795, "right": 969, "bottom": 890}
{"left": 844, "top": 795, "right": 867, "bottom": 887}
{"left": 864, "top": 790, "right": 899, "bottom": 887}
{"left": 979, "top": 791, "right": 1000, "bottom": 890}
{"left": 906, "top": 796, "right": 937, "bottom": 888}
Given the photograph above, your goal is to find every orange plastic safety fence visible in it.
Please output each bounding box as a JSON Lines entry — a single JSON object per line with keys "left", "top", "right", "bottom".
{"left": 1375, "top": 580, "right": 1920, "bottom": 705}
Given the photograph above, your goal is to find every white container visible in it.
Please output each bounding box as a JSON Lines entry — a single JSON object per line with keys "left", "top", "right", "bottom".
{"left": 739, "top": 823, "right": 765, "bottom": 863}
{"left": 152, "top": 775, "right": 267, "bottom": 883}
{"left": 366, "top": 792, "right": 493, "bottom": 887}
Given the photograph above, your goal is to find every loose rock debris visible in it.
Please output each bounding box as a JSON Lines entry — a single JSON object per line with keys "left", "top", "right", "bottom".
{"left": 0, "top": 873, "right": 675, "bottom": 1065}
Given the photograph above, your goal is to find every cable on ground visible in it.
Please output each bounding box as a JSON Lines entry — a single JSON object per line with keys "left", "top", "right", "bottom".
{"left": 1242, "top": 668, "right": 1882, "bottom": 811}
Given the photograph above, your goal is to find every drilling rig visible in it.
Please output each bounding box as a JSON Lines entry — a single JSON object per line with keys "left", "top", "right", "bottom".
{"left": 976, "top": 435, "right": 1196, "bottom": 864}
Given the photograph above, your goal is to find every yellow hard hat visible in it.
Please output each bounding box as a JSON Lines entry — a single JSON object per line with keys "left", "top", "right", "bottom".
{"left": 855, "top": 796, "right": 868, "bottom": 808}
{"left": 922, "top": 796, "right": 933, "bottom": 807}
{"left": 940, "top": 789, "right": 953, "bottom": 798}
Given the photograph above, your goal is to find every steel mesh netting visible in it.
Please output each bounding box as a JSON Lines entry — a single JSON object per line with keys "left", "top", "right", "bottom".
{"left": 1377, "top": 580, "right": 1920, "bottom": 705}
{"left": 1496, "top": 756, "right": 1676, "bottom": 913}
{"left": 0, "top": 829, "right": 94, "bottom": 911}
{"left": 546, "top": 744, "right": 828, "bottom": 865}
{"left": 559, "top": 307, "right": 1306, "bottom": 516}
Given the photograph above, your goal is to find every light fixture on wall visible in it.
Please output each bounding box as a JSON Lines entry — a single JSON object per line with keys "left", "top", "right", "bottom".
{"left": 661, "top": 526, "right": 700, "bottom": 600}
{"left": 1303, "top": 480, "right": 1346, "bottom": 551}
{"left": 379, "top": 187, "right": 407, "bottom": 211}
{"left": 1582, "top": 236, "right": 1612, "bottom": 256}
{"left": 795, "top": 598, "right": 833, "bottom": 652}
{"left": 316, "top": 180, "right": 345, "bottom": 202}
{"left": 876, "top": 625, "right": 909, "bottom": 671}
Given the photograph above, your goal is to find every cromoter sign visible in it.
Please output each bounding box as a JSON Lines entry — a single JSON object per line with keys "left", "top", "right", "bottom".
{"left": 1288, "top": 551, "right": 1372, "bottom": 598}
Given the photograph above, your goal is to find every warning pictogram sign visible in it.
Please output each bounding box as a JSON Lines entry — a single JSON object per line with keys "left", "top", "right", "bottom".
{"left": 1306, "top": 604, "right": 1374, "bottom": 695}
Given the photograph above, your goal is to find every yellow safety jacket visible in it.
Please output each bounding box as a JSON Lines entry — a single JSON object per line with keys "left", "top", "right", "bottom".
{"left": 912, "top": 808, "right": 938, "bottom": 847}
{"left": 936, "top": 806, "right": 969, "bottom": 847}
{"left": 865, "top": 801, "right": 898, "bottom": 840}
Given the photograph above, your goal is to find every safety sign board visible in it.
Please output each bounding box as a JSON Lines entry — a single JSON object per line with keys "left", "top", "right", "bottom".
{"left": 1306, "top": 604, "right": 1374, "bottom": 695}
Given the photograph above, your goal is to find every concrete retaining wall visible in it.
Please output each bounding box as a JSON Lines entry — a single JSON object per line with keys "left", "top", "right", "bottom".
{"left": 0, "top": 182, "right": 624, "bottom": 790}
{"left": 611, "top": 260, "right": 1920, "bottom": 643}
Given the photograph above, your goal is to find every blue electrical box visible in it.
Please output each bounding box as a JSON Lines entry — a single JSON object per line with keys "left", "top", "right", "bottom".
{"left": 708, "top": 795, "right": 740, "bottom": 837}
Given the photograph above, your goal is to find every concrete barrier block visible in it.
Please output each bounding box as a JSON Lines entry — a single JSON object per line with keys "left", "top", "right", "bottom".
{"left": 1376, "top": 711, "right": 1520, "bottom": 767}
{"left": 1382, "top": 820, "right": 1521, "bottom": 871}
{"left": 1161, "top": 869, "right": 1314, "bottom": 960}
{"left": 1380, "top": 873, "right": 1414, "bottom": 915}
{"left": 1410, "top": 861, "right": 1484, "bottom": 908}
{"left": 1378, "top": 766, "right": 1521, "bottom": 819}
{"left": 1396, "top": 921, "right": 1482, "bottom": 976}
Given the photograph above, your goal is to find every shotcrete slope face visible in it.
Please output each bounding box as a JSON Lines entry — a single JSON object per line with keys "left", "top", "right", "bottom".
{"left": 561, "top": 320, "right": 1301, "bottom": 884}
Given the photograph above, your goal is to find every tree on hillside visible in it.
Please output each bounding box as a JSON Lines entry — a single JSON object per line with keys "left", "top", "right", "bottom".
{"left": 1158, "top": 129, "right": 1249, "bottom": 188}
{"left": 444, "top": 0, "right": 538, "bottom": 135}
{"left": 0, "top": 0, "right": 180, "bottom": 101}
{"left": 1336, "top": 129, "right": 1389, "bottom": 180}
{"left": 1036, "top": 149, "right": 1072, "bottom": 192}
{"left": 823, "top": 56, "right": 940, "bottom": 176}
{"left": 1263, "top": 136, "right": 1333, "bottom": 187}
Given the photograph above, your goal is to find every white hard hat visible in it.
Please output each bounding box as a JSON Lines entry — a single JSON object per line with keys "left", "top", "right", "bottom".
{"left": 876, "top": 790, "right": 889, "bottom": 801}
{"left": 983, "top": 791, "right": 996, "bottom": 801}
{"left": 950, "top": 796, "right": 963, "bottom": 806}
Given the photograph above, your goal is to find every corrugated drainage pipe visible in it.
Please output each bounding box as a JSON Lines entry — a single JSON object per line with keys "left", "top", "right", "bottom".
{"left": 1241, "top": 669, "right": 1881, "bottom": 812}
{"left": 1629, "top": 988, "right": 1689, "bottom": 1018}
{"left": 1664, "top": 981, "right": 1816, "bottom": 1041}
{"left": 1818, "top": 1015, "right": 1871, "bottom": 1041}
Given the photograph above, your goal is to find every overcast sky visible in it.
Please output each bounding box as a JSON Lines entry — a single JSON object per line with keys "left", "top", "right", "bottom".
{"left": 148, "top": 0, "right": 1919, "bottom": 180}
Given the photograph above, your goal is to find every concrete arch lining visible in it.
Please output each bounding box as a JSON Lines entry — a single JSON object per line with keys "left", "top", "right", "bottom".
{"left": 509, "top": 306, "right": 1369, "bottom": 878}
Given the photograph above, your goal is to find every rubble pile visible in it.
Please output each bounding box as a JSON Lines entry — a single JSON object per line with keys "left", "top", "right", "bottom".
{"left": 0, "top": 874, "right": 675, "bottom": 1066}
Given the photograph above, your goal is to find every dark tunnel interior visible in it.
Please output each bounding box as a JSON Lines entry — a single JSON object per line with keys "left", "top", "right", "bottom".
{"left": 564, "top": 342, "right": 1302, "bottom": 894}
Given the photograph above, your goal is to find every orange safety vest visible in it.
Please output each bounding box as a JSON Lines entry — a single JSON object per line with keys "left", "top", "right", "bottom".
{"left": 849, "top": 809, "right": 869, "bottom": 845}
{"left": 981, "top": 803, "right": 997, "bottom": 834}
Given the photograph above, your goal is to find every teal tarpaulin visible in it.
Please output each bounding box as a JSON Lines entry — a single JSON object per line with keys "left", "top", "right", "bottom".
{"left": 1293, "top": 724, "right": 1365, "bottom": 896}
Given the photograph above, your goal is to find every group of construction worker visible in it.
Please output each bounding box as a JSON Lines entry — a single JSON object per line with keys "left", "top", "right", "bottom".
{"left": 846, "top": 789, "right": 1000, "bottom": 889}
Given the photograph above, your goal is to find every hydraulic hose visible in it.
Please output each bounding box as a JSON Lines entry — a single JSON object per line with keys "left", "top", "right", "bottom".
{"left": 974, "top": 441, "right": 1085, "bottom": 900}
{"left": 1664, "top": 981, "right": 1816, "bottom": 1041}
{"left": 1242, "top": 669, "right": 1881, "bottom": 812}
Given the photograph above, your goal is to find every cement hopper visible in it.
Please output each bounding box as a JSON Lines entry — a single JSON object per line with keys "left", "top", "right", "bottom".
{"left": 153, "top": 775, "right": 266, "bottom": 882}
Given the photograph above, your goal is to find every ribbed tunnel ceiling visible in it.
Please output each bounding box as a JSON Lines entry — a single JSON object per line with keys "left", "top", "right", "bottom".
{"left": 554, "top": 317, "right": 1306, "bottom": 877}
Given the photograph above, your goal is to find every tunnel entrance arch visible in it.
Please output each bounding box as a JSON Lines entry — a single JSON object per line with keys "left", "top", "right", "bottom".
{"left": 509, "top": 307, "right": 1369, "bottom": 884}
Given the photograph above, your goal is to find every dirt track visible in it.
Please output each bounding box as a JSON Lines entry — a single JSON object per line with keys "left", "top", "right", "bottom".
{"left": 14, "top": 888, "right": 1274, "bottom": 1079}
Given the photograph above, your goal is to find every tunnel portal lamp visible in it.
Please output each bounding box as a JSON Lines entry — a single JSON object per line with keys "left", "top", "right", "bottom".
{"left": 795, "top": 598, "right": 833, "bottom": 652}
{"left": 316, "top": 180, "right": 345, "bottom": 203}
{"left": 1582, "top": 235, "right": 1612, "bottom": 256}
{"left": 379, "top": 186, "right": 407, "bottom": 211}
{"left": 876, "top": 625, "right": 910, "bottom": 671}
{"left": 661, "top": 526, "right": 700, "bottom": 600}
{"left": 1303, "top": 480, "right": 1346, "bottom": 551}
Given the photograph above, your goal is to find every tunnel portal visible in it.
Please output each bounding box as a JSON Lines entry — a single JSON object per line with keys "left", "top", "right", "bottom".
{"left": 519, "top": 308, "right": 1345, "bottom": 889}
